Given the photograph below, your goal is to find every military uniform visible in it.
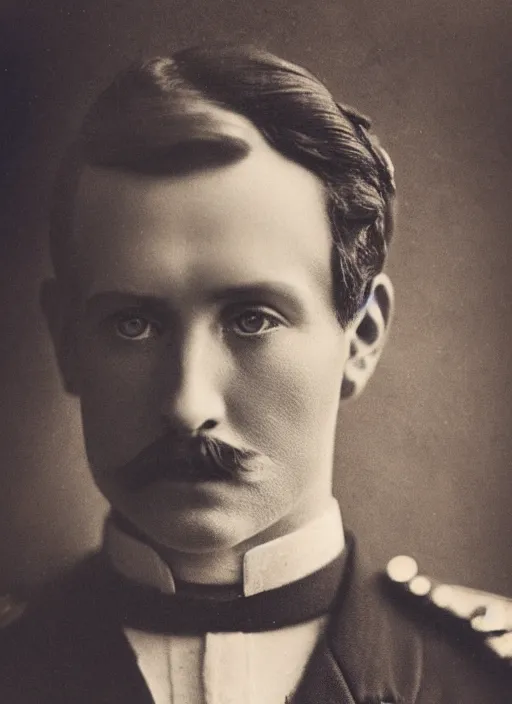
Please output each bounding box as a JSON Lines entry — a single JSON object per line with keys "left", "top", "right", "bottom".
{"left": 0, "top": 535, "right": 510, "bottom": 703}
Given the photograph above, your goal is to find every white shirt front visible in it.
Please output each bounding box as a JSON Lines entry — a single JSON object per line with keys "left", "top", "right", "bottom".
{"left": 104, "top": 499, "right": 344, "bottom": 704}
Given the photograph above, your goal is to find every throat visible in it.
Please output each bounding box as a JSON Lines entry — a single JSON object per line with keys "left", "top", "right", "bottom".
{"left": 159, "top": 546, "right": 245, "bottom": 586}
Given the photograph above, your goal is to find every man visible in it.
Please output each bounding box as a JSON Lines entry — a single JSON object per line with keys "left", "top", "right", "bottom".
{"left": 1, "top": 44, "right": 510, "bottom": 702}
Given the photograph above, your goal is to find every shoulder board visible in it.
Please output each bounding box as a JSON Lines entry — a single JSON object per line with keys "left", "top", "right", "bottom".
{"left": 385, "top": 555, "right": 512, "bottom": 664}
{"left": 0, "top": 593, "right": 27, "bottom": 629}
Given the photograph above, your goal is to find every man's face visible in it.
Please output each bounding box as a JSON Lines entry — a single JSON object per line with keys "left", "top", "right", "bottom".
{"left": 64, "top": 116, "right": 354, "bottom": 556}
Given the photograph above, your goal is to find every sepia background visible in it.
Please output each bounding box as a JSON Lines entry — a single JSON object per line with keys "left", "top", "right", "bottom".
{"left": 0, "top": 0, "right": 511, "bottom": 596}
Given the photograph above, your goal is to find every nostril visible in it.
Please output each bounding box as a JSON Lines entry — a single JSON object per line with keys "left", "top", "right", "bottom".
{"left": 200, "top": 419, "right": 218, "bottom": 431}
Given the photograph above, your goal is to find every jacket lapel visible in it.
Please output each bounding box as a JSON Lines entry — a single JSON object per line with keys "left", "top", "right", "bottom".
{"left": 41, "top": 557, "right": 156, "bottom": 704}
{"left": 292, "top": 640, "right": 358, "bottom": 704}
{"left": 292, "top": 538, "right": 423, "bottom": 704}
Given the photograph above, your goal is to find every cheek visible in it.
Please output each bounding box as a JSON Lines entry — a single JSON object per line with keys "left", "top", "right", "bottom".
{"left": 77, "top": 344, "right": 160, "bottom": 464}
{"left": 80, "top": 352, "right": 152, "bottom": 410}
{"left": 228, "top": 332, "right": 346, "bottom": 462}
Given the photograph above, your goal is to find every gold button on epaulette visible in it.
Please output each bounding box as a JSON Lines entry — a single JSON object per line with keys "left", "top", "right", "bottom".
{"left": 0, "top": 593, "right": 26, "bottom": 629}
{"left": 385, "top": 555, "right": 512, "bottom": 664}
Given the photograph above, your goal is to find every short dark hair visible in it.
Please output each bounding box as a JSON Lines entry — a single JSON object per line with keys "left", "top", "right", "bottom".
{"left": 50, "top": 44, "right": 395, "bottom": 326}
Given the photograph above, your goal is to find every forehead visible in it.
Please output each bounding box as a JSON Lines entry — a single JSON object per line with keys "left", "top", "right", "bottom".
{"left": 73, "top": 109, "right": 333, "bottom": 303}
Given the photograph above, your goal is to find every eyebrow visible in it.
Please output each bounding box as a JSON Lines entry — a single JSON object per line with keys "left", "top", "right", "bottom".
{"left": 83, "top": 292, "right": 169, "bottom": 316}
{"left": 84, "top": 282, "right": 306, "bottom": 314}
{"left": 208, "top": 283, "right": 305, "bottom": 310}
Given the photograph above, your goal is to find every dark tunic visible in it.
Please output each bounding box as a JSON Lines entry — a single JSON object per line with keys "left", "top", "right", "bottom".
{"left": 0, "top": 540, "right": 510, "bottom": 703}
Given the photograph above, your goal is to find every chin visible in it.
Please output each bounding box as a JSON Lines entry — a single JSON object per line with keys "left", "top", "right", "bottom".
{"left": 121, "top": 500, "right": 262, "bottom": 555}
{"left": 101, "top": 475, "right": 281, "bottom": 556}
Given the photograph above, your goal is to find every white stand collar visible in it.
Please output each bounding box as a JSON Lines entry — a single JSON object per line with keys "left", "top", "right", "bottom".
{"left": 104, "top": 498, "right": 344, "bottom": 597}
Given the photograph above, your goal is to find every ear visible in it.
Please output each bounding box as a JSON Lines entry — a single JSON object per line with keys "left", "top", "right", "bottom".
{"left": 340, "top": 273, "right": 394, "bottom": 401}
{"left": 40, "top": 279, "right": 81, "bottom": 396}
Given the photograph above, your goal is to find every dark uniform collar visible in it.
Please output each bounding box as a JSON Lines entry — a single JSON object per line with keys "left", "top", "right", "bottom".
{"left": 100, "top": 530, "right": 423, "bottom": 701}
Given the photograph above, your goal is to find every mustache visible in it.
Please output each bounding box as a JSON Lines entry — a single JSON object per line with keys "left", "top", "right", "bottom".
{"left": 117, "top": 433, "right": 267, "bottom": 492}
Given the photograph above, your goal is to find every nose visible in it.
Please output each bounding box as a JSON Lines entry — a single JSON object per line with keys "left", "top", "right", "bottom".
{"left": 160, "top": 328, "right": 225, "bottom": 435}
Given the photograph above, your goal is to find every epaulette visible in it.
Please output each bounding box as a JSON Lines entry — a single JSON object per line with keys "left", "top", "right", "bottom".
{"left": 0, "top": 593, "right": 27, "bottom": 629}
{"left": 386, "top": 555, "right": 512, "bottom": 665}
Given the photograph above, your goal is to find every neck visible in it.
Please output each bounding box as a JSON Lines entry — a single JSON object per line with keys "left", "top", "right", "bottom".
{"left": 159, "top": 546, "right": 244, "bottom": 585}
{"left": 157, "top": 495, "right": 335, "bottom": 585}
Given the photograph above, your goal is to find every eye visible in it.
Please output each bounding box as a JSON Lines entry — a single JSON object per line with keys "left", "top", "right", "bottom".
{"left": 229, "top": 309, "right": 283, "bottom": 337}
{"left": 115, "top": 314, "right": 154, "bottom": 340}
